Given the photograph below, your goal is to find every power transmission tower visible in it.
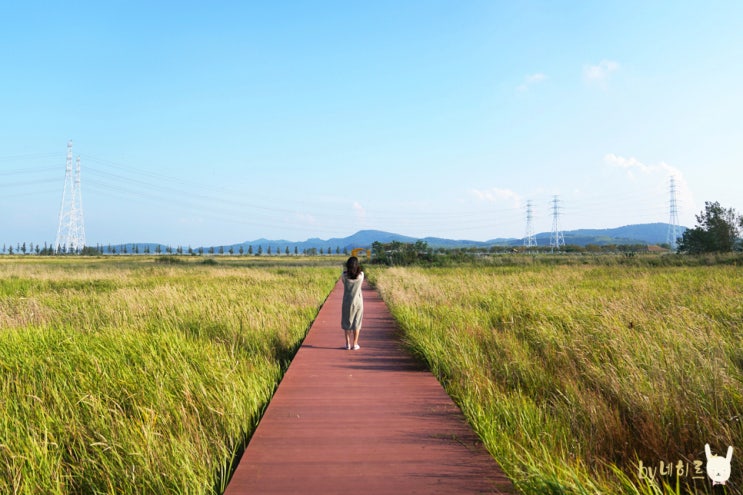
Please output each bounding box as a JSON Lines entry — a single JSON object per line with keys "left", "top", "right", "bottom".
{"left": 549, "top": 195, "right": 565, "bottom": 252}
{"left": 54, "top": 141, "right": 86, "bottom": 253}
{"left": 71, "top": 156, "right": 86, "bottom": 248}
{"left": 524, "top": 200, "right": 537, "bottom": 247}
{"left": 666, "top": 175, "right": 680, "bottom": 250}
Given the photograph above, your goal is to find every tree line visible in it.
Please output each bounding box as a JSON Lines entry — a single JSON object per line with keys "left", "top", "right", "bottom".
{"left": 0, "top": 242, "right": 352, "bottom": 257}
{"left": 370, "top": 201, "right": 743, "bottom": 266}
{"left": 5, "top": 201, "right": 741, "bottom": 259}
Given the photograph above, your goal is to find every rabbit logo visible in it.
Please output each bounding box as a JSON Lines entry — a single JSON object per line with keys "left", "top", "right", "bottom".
{"left": 705, "top": 443, "right": 733, "bottom": 486}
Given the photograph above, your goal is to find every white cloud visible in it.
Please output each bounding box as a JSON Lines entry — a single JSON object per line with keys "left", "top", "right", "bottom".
{"left": 517, "top": 72, "right": 547, "bottom": 92}
{"left": 526, "top": 73, "right": 547, "bottom": 83}
{"left": 295, "top": 212, "right": 317, "bottom": 225}
{"left": 604, "top": 153, "right": 652, "bottom": 180}
{"left": 604, "top": 153, "right": 695, "bottom": 218}
{"left": 178, "top": 216, "right": 204, "bottom": 225}
{"left": 470, "top": 187, "right": 522, "bottom": 206}
{"left": 352, "top": 201, "right": 367, "bottom": 222}
{"left": 604, "top": 153, "right": 687, "bottom": 181}
{"left": 583, "top": 60, "right": 620, "bottom": 87}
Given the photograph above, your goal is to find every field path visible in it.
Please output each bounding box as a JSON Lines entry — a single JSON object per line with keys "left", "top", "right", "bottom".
{"left": 223, "top": 278, "right": 516, "bottom": 494}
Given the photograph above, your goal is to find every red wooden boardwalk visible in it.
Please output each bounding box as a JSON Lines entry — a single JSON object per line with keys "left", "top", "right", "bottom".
{"left": 224, "top": 279, "right": 516, "bottom": 494}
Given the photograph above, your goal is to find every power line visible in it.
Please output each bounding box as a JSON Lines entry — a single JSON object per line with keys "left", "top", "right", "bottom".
{"left": 0, "top": 147, "right": 684, "bottom": 243}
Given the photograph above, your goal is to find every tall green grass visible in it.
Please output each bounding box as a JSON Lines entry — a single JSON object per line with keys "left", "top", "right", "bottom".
{"left": 0, "top": 257, "right": 338, "bottom": 494}
{"left": 371, "top": 264, "right": 743, "bottom": 494}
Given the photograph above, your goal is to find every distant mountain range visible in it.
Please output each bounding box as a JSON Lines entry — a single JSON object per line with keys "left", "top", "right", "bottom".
{"left": 101, "top": 223, "right": 686, "bottom": 254}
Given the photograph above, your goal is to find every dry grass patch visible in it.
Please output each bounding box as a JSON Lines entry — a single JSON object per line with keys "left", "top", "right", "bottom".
{"left": 372, "top": 264, "right": 743, "bottom": 494}
{"left": 0, "top": 257, "right": 338, "bottom": 494}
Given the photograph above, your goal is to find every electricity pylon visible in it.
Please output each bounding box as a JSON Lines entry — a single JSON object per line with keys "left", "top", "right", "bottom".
{"left": 54, "top": 141, "right": 86, "bottom": 253}
{"left": 524, "top": 200, "right": 537, "bottom": 247}
{"left": 666, "top": 176, "right": 680, "bottom": 250}
{"left": 549, "top": 195, "right": 565, "bottom": 252}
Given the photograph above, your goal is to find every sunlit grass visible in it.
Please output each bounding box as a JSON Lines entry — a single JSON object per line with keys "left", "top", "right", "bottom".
{"left": 371, "top": 263, "right": 743, "bottom": 494}
{"left": 0, "top": 256, "right": 338, "bottom": 494}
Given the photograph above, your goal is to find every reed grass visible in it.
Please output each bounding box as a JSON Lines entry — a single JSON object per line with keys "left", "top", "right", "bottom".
{"left": 0, "top": 257, "right": 338, "bottom": 494}
{"left": 371, "top": 264, "right": 743, "bottom": 494}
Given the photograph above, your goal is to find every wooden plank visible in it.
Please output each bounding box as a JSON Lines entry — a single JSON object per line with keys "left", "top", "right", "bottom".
{"left": 224, "top": 279, "right": 516, "bottom": 494}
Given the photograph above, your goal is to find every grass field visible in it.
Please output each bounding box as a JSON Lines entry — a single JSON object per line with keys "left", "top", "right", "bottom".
{"left": 0, "top": 256, "right": 339, "bottom": 494}
{"left": 3, "top": 254, "right": 742, "bottom": 494}
{"left": 370, "top": 261, "right": 743, "bottom": 494}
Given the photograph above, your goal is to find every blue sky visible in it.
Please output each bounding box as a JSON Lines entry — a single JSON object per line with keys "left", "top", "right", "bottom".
{"left": 2, "top": 1, "right": 742, "bottom": 247}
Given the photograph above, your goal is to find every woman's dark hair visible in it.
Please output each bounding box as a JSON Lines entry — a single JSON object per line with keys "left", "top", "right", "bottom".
{"left": 346, "top": 256, "right": 361, "bottom": 279}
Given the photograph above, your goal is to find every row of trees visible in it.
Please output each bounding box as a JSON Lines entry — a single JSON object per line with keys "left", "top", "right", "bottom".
{"left": 0, "top": 242, "right": 352, "bottom": 257}
{"left": 4, "top": 202, "right": 741, "bottom": 259}
{"left": 371, "top": 240, "right": 435, "bottom": 265}
{"left": 369, "top": 240, "right": 659, "bottom": 265}
{"left": 369, "top": 202, "right": 743, "bottom": 266}
{"left": 0, "top": 242, "right": 77, "bottom": 256}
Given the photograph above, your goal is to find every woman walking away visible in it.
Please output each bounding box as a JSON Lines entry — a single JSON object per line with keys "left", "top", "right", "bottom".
{"left": 341, "top": 256, "right": 364, "bottom": 350}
